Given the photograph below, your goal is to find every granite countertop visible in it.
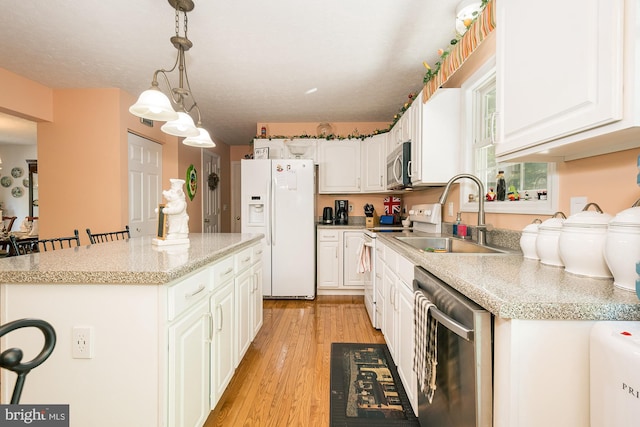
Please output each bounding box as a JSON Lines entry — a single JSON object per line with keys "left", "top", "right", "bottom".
{"left": 378, "top": 233, "right": 640, "bottom": 321}
{"left": 0, "top": 233, "right": 263, "bottom": 285}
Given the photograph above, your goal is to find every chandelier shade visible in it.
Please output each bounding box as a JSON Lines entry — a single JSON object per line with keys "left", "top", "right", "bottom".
{"left": 183, "top": 127, "right": 216, "bottom": 148}
{"left": 161, "top": 111, "right": 199, "bottom": 137}
{"left": 129, "top": 87, "right": 179, "bottom": 122}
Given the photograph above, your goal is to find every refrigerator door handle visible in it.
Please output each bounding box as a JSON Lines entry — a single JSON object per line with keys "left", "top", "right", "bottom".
{"left": 271, "top": 176, "right": 277, "bottom": 246}
{"left": 265, "top": 176, "right": 272, "bottom": 245}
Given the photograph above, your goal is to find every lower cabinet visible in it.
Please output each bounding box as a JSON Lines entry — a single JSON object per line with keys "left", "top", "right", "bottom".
{"left": 210, "top": 277, "right": 235, "bottom": 409}
{"left": 317, "top": 228, "right": 367, "bottom": 293}
{"left": 168, "top": 297, "right": 211, "bottom": 427}
{"left": 380, "top": 244, "right": 418, "bottom": 414}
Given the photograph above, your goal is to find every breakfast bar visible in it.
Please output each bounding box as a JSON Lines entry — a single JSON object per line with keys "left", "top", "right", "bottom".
{"left": 0, "top": 233, "right": 264, "bottom": 427}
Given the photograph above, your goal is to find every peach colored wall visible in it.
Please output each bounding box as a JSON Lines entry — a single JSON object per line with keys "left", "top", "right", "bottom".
{"left": 0, "top": 68, "right": 53, "bottom": 122}
{"left": 256, "top": 122, "right": 390, "bottom": 138}
{"left": 230, "top": 145, "right": 252, "bottom": 161}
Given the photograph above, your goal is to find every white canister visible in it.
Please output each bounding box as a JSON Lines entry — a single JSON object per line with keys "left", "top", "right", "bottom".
{"left": 536, "top": 212, "right": 566, "bottom": 267}
{"left": 559, "top": 203, "right": 612, "bottom": 278}
{"left": 604, "top": 204, "right": 640, "bottom": 292}
{"left": 520, "top": 219, "right": 542, "bottom": 260}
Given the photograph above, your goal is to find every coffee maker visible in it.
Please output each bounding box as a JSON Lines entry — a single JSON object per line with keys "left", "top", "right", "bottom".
{"left": 334, "top": 200, "right": 348, "bottom": 225}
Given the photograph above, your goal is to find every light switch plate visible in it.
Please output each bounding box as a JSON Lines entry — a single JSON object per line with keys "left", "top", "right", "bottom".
{"left": 570, "top": 196, "right": 587, "bottom": 215}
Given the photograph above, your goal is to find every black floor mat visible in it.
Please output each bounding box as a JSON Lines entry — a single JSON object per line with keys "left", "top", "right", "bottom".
{"left": 330, "top": 343, "right": 419, "bottom": 426}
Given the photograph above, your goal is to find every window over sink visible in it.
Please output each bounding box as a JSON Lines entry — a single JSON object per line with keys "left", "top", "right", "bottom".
{"left": 460, "top": 57, "right": 558, "bottom": 215}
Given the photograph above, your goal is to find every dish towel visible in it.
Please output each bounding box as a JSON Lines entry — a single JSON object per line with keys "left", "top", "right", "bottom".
{"left": 356, "top": 241, "right": 371, "bottom": 273}
{"left": 413, "top": 290, "right": 438, "bottom": 403}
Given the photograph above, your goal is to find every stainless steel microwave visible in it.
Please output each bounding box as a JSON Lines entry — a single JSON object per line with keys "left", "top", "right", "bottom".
{"left": 386, "top": 141, "right": 411, "bottom": 190}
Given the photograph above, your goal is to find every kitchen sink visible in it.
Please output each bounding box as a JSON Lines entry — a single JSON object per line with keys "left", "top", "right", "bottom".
{"left": 395, "top": 236, "right": 514, "bottom": 254}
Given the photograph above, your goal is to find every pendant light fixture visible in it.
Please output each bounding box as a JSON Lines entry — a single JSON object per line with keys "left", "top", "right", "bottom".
{"left": 129, "top": 0, "right": 214, "bottom": 148}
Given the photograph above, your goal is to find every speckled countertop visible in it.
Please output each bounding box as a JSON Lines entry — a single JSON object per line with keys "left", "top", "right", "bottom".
{"left": 0, "top": 233, "right": 263, "bottom": 285}
{"left": 377, "top": 232, "right": 640, "bottom": 321}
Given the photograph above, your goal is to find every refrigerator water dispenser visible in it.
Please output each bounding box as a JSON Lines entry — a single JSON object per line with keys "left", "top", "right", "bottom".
{"left": 247, "top": 201, "right": 265, "bottom": 225}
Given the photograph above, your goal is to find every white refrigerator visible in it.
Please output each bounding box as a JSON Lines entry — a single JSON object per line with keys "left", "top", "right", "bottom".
{"left": 241, "top": 159, "right": 315, "bottom": 299}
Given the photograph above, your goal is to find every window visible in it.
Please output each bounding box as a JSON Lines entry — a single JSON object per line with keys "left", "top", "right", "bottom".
{"left": 460, "top": 57, "right": 557, "bottom": 215}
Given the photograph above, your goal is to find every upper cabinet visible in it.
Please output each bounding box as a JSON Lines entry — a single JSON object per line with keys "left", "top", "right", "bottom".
{"left": 318, "top": 139, "right": 361, "bottom": 193}
{"left": 496, "top": 0, "right": 629, "bottom": 162}
{"left": 361, "top": 133, "right": 387, "bottom": 192}
{"left": 410, "top": 88, "right": 461, "bottom": 186}
{"left": 253, "top": 138, "right": 318, "bottom": 163}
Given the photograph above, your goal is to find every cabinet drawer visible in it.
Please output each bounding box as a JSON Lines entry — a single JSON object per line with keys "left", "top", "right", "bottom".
{"left": 212, "top": 256, "right": 235, "bottom": 290}
{"left": 397, "top": 255, "right": 414, "bottom": 289}
{"left": 318, "top": 229, "right": 340, "bottom": 242}
{"left": 235, "top": 247, "right": 253, "bottom": 272}
{"left": 168, "top": 267, "right": 211, "bottom": 321}
{"left": 252, "top": 243, "right": 264, "bottom": 262}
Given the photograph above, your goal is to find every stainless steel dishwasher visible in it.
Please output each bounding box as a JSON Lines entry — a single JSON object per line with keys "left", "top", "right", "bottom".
{"left": 414, "top": 266, "right": 493, "bottom": 427}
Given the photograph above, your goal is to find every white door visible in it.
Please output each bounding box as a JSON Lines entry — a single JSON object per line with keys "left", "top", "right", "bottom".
{"left": 230, "top": 161, "right": 241, "bottom": 233}
{"left": 128, "top": 132, "right": 162, "bottom": 237}
{"left": 203, "top": 151, "right": 220, "bottom": 233}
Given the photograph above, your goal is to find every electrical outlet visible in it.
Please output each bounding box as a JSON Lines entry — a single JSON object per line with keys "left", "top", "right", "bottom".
{"left": 349, "top": 205, "right": 353, "bottom": 212}
{"left": 72, "top": 326, "right": 94, "bottom": 359}
{"left": 570, "top": 196, "right": 588, "bottom": 215}
{"left": 448, "top": 202, "right": 454, "bottom": 217}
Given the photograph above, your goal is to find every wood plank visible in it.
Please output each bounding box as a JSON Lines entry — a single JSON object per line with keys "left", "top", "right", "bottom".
{"left": 204, "top": 296, "right": 385, "bottom": 426}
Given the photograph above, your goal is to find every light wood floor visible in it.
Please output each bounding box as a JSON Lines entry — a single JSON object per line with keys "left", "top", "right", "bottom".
{"left": 205, "top": 295, "right": 385, "bottom": 427}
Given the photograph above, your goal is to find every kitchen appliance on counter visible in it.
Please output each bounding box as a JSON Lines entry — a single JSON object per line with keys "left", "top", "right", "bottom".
{"left": 241, "top": 159, "right": 315, "bottom": 299}
{"left": 334, "top": 200, "right": 348, "bottom": 225}
{"left": 387, "top": 141, "right": 412, "bottom": 190}
{"left": 414, "top": 266, "right": 493, "bottom": 427}
{"left": 322, "top": 206, "right": 333, "bottom": 224}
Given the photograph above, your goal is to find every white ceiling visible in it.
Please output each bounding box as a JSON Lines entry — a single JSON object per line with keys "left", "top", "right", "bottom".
{"left": 0, "top": 0, "right": 462, "bottom": 145}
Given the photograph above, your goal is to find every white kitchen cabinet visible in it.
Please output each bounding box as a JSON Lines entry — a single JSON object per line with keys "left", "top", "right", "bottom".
{"left": 253, "top": 138, "right": 286, "bottom": 159}
{"left": 235, "top": 267, "right": 252, "bottom": 366}
{"left": 410, "top": 88, "right": 461, "bottom": 185}
{"left": 317, "top": 229, "right": 342, "bottom": 289}
{"left": 318, "top": 139, "right": 361, "bottom": 193}
{"left": 361, "top": 133, "right": 387, "bottom": 192}
{"left": 395, "top": 255, "right": 417, "bottom": 414}
{"left": 210, "top": 277, "right": 235, "bottom": 408}
{"left": 251, "top": 245, "right": 264, "bottom": 339}
{"left": 343, "top": 231, "right": 369, "bottom": 287}
{"left": 317, "top": 229, "right": 367, "bottom": 294}
{"left": 168, "top": 297, "right": 211, "bottom": 427}
{"left": 382, "top": 263, "right": 398, "bottom": 361}
{"left": 496, "top": 0, "right": 629, "bottom": 162}
{"left": 388, "top": 109, "right": 412, "bottom": 154}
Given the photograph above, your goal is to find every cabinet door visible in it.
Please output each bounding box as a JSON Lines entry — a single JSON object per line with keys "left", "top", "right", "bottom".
{"left": 318, "top": 140, "right": 361, "bottom": 193}
{"left": 343, "top": 231, "right": 367, "bottom": 288}
{"left": 382, "top": 264, "right": 398, "bottom": 363}
{"left": 414, "top": 88, "right": 460, "bottom": 185}
{"left": 361, "top": 134, "right": 386, "bottom": 192}
{"left": 168, "top": 298, "right": 210, "bottom": 427}
{"left": 210, "top": 281, "right": 235, "bottom": 408}
{"left": 397, "top": 279, "right": 418, "bottom": 414}
{"left": 251, "top": 260, "right": 264, "bottom": 339}
{"left": 235, "top": 267, "right": 252, "bottom": 366}
{"left": 496, "top": 0, "right": 624, "bottom": 157}
{"left": 317, "top": 240, "right": 341, "bottom": 288}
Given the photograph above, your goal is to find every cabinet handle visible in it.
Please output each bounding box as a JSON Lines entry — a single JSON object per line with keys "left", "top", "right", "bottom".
{"left": 242, "top": 256, "right": 251, "bottom": 263}
{"left": 217, "top": 305, "right": 223, "bottom": 331}
{"left": 207, "top": 312, "right": 213, "bottom": 342}
{"left": 335, "top": 247, "right": 338, "bottom": 259}
{"left": 222, "top": 267, "right": 234, "bottom": 277}
{"left": 186, "top": 284, "right": 206, "bottom": 298}
{"left": 490, "top": 111, "right": 497, "bottom": 145}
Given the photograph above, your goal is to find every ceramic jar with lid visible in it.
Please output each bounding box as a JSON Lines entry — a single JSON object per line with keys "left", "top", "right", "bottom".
{"left": 604, "top": 200, "right": 640, "bottom": 291}
{"left": 558, "top": 203, "right": 612, "bottom": 278}
{"left": 520, "top": 219, "right": 542, "bottom": 260}
{"left": 536, "top": 212, "right": 566, "bottom": 267}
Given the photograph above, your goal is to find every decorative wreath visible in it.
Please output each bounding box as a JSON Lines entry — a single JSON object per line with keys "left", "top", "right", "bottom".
{"left": 208, "top": 172, "right": 219, "bottom": 191}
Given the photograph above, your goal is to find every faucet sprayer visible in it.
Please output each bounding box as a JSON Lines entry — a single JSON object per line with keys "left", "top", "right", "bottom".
{"left": 438, "top": 173, "right": 489, "bottom": 246}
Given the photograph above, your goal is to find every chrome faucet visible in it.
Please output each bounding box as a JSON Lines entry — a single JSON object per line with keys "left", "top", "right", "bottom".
{"left": 438, "top": 173, "right": 488, "bottom": 246}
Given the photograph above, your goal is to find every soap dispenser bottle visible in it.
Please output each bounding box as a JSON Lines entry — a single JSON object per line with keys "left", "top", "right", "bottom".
{"left": 453, "top": 212, "right": 461, "bottom": 236}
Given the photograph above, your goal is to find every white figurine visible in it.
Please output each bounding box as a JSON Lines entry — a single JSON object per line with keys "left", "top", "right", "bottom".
{"left": 154, "top": 178, "right": 190, "bottom": 244}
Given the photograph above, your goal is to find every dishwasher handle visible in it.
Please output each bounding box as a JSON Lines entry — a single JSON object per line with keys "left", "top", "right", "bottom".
{"left": 430, "top": 305, "right": 474, "bottom": 342}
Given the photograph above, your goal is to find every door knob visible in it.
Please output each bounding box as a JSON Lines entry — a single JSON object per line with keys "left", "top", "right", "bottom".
{"left": 236, "top": 216, "right": 240, "bottom": 220}
{"left": 204, "top": 219, "right": 210, "bottom": 223}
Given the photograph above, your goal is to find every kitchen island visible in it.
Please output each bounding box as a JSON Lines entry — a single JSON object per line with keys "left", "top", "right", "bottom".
{"left": 0, "top": 233, "right": 264, "bottom": 427}
{"left": 377, "top": 231, "right": 640, "bottom": 427}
